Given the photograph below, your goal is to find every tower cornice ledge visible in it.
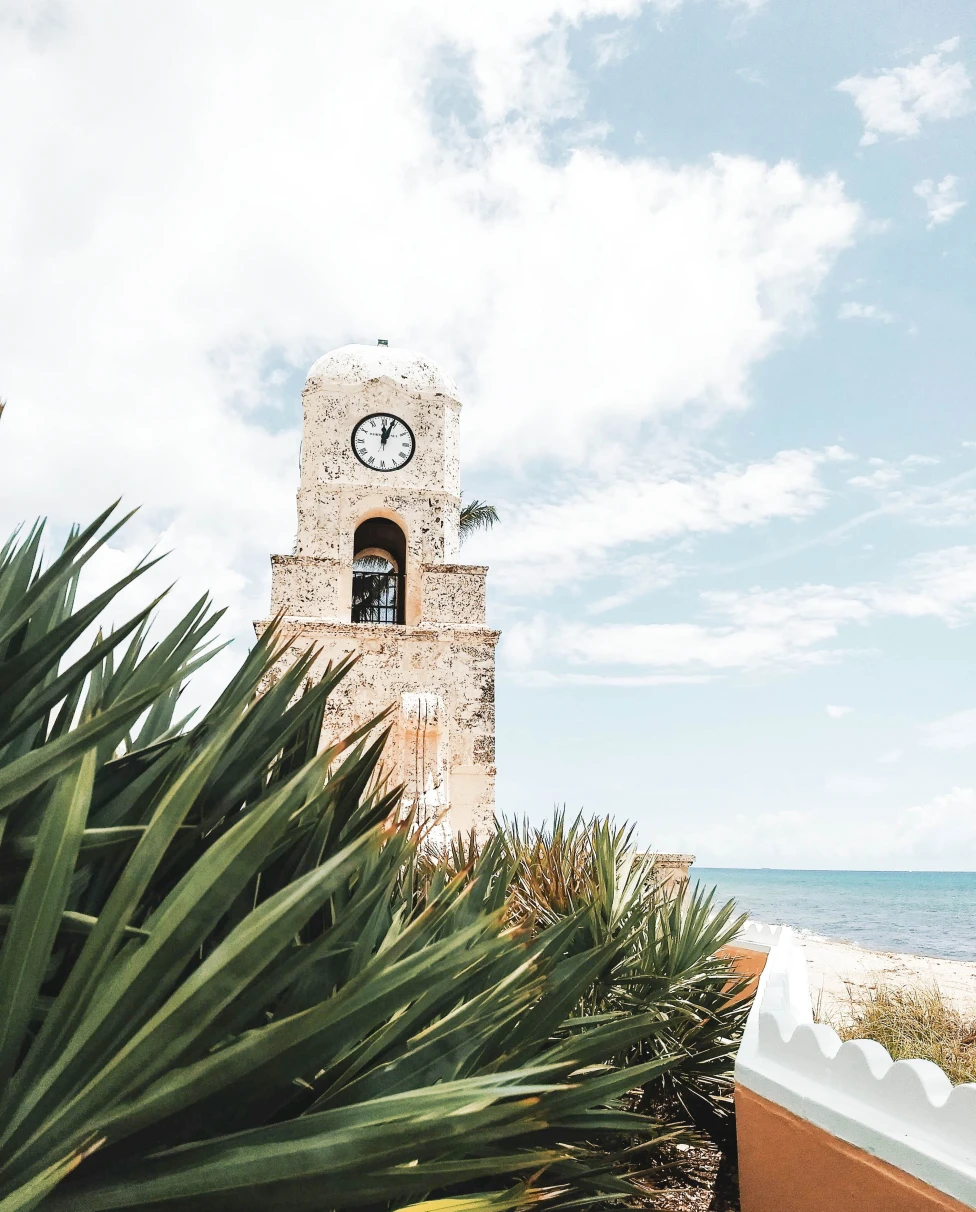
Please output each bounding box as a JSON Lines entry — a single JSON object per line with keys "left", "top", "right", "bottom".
{"left": 254, "top": 618, "right": 501, "bottom": 643}
{"left": 422, "top": 563, "right": 488, "bottom": 574}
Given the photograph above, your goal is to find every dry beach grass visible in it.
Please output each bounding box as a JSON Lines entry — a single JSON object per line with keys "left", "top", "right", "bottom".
{"left": 803, "top": 933, "right": 976, "bottom": 1023}
{"left": 834, "top": 984, "right": 976, "bottom": 1085}
{"left": 802, "top": 934, "right": 976, "bottom": 1083}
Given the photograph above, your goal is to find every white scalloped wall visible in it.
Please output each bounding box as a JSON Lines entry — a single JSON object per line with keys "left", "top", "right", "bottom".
{"left": 735, "top": 927, "right": 976, "bottom": 1208}
{"left": 734, "top": 920, "right": 786, "bottom": 952}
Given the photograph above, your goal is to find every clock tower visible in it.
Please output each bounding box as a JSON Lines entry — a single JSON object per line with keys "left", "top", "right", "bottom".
{"left": 255, "top": 342, "right": 499, "bottom": 838}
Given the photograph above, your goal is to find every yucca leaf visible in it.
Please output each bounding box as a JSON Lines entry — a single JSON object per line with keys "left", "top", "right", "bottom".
{"left": 0, "top": 584, "right": 166, "bottom": 738}
{"left": 0, "top": 505, "right": 139, "bottom": 651}
{"left": 501, "top": 945, "right": 623, "bottom": 1066}
{"left": 0, "top": 709, "right": 251, "bottom": 1142}
{"left": 0, "top": 1144, "right": 100, "bottom": 1212}
{"left": 394, "top": 1190, "right": 549, "bottom": 1212}
{"left": 210, "top": 844, "right": 403, "bottom": 1039}
{"left": 537, "top": 1012, "right": 667, "bottom": 1069}
{"left": 85, "top": 742, "right": 185, "bottom": 832}
{"left": 0, "top": 750, "right": 95, "bottom": 1087}
{"left": 0, "top": 908, "right": 148, "bottom": 942}
{"left": 0, "top": 686, "right": 175, "bottom": 815}
{"left": 97, "top": 920, "right": 508, "bottom": 1144}
{"left": 6, "top": 750, "right": 339, "bottom": 1161}
{"left": 5, "top": 827, "right": 182, "bottom": 860}
{"left": 0, "top": 523, "right": 44, "bottom": 633}
{"left": 18, "top": 828, "right": 382, "bottom": 1180}
{"left": 47, "top": 1078, "right": 560, "bottom": 1211}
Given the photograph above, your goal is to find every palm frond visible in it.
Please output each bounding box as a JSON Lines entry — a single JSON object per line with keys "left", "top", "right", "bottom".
{"left": 459, "top": 500, "right": 499, "bottom": 540}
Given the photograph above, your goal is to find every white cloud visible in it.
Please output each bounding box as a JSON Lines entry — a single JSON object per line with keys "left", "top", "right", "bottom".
{"left": 825, "top": 704, "right": 852, "bottom": 718}
{"left": 0, "top": 1, "right": 860, "bottom": 688}
{"left": 921, "top": 707, "right": 976, "bottom": 750}
{"left": 847, "top": 466, "right": 901, "bottom": 488}
{"left": 695, "top": 786, "right": 976, "bottom": 868}
{"left": 864, "top": 218, "right": 894, "bottom": 236}
{"left": 459, "top": 152, "right": 857, "bottom": 463}
{"left": 831, "top": 456, "right": 976, "bottom": 529}
{"left": 914, "top": 175, "right": 966, "bottom": 228}
{"left": 889, "top": 546, "right": 976, "bottom": 623}
{"left": 516, "top": 615, "right": 842, "bottom": 671}
{"left": 838, "top": 301, "right": 893, "bottom": 323}
{"left": 717, "top": 546, "right": 976, "bottom": 630}
{"left": 844, "top": 454, "right": 942, "bottom": 494}
{"left": 877, "top": 748, "right": 904, "bottom": 764}
{"left": 837, "top": 43, "right": 972, "bottom": 145}
{"left": 511, "top": 669, "right": 712, "bottom": 687}
{"left": 470, "top": 446, "right": 841, "bottom": 590}
{"left": 505, "top": 545, "right": 976, "bottom": 675}
{"left": 585, "top": 552, "right": 686, "bottom": 614}
{"left": 592, "top": 28, "right": 634, "bottom": 67}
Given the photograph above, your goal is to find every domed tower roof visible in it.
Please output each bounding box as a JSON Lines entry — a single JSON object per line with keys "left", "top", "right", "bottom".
{"left": 305, "top": 343, "right": 459, "bottom": 399}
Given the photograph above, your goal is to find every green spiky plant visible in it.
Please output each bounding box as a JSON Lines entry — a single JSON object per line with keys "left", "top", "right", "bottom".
{"left": 0, "top": 505, "right": 743, "bottom": 1212}
{"left": 495, "top": 813, "right": 750, "bottom": 1149}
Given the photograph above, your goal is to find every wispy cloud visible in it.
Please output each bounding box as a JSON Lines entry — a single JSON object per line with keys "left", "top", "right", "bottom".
{"left": 837, "top": 41, "right": 972, "bottom": 145}
{"left": 826, "top": 704, "right": 852, "bottom": 718}
{"left": 914, "top": 175, "right": 966, "bottom": 228}
{"left": 921, "top": 707, "right": 976, "bottom": 750}
{"left": 470, "top": 447, "right": 845, "bottom": 592}
{"left": 592, "top": 29, "right": 633, "bottom": 68}
{"left": 838, "top": 301, "right": 894, "bottom": 323}
{"left": 847, "top": 466, "right": 902, "bottom": 489}
{"left": 846, "top": 460, "right": 976, "bottom": 528}
{"left": 506, "top": 544, "right": 976, "bottom": 677}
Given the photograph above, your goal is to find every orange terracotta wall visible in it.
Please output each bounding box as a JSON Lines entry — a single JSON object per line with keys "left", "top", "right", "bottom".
{"left": 717, "top": 943, "right": 768, "bottom": 1007}
{"left": 736, "top": 1086, "right": 971, "bottom": 1212}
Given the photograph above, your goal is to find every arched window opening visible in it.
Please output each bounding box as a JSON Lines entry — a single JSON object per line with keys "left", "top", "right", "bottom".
{"left": 352, "top": 517, "right": 406, "bottom": 625}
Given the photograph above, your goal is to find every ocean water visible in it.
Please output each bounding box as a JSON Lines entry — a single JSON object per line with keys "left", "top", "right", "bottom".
{"left": 694, "top": 868, "right": 976, "bottom": 962}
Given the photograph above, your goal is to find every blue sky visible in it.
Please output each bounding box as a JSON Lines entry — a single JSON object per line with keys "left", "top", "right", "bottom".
{"left": 1, "top": 0, "right": 975, "bottom": 867}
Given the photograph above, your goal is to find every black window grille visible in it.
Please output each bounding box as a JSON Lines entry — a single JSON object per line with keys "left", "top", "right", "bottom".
{"left": 352, "top": 571, "right": 402, "bottom": 625}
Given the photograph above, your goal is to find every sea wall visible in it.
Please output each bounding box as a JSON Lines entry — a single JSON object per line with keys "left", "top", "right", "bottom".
{"left": 733, "top": 926, "right": 976, "bottom": 1211}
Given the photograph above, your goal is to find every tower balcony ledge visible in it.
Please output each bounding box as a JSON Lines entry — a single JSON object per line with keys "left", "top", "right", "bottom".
{"left": 254, "top": 617, "right": 500, "bottom": 643}
{"left": 423, "top": 563, "right": 488, "bottom": 573}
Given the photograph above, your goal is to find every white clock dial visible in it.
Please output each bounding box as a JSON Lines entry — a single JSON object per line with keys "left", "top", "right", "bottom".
{"left": 351, "top": 413, "right": 416, "bottom": 472}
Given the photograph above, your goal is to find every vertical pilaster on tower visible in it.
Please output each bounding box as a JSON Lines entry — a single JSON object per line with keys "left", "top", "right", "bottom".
{"left": 255, "top": 343, "right": 499, "bottom": 839}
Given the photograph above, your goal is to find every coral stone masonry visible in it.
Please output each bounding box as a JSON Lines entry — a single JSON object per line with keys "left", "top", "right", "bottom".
{"left": 255, "top": 342, "right": 499, "bottom": 838}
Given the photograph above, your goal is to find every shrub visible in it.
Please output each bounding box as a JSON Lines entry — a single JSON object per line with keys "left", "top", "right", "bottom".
{"left": 431, "top": 813, "right": 752, "bottom": 1149}
{"left": 0, "top": 507, "right": 750, "bottom": 1211}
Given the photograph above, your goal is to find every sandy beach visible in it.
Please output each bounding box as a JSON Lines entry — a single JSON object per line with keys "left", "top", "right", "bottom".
{"left": 801, "top": 932, "right": 976, "bottom": 1024}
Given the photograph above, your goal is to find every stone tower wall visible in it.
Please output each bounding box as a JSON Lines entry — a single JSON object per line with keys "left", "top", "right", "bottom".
{"left": 254, "top": 618, "right": 498, "bottom": 837}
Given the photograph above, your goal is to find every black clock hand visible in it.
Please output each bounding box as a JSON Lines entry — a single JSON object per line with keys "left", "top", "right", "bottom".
{"left": 380, "top": 420, "right": 393, "bottom": 446}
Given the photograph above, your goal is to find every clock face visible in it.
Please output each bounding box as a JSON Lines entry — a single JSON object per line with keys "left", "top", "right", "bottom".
{"left": 351, "top": 413, "right": 416, "bottom": 472}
